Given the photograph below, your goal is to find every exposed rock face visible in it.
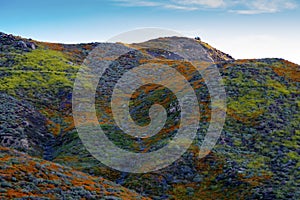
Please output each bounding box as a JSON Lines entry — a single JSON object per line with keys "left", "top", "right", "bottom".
{"left": 0, "top": 93, "right": 51, "bottom": 157}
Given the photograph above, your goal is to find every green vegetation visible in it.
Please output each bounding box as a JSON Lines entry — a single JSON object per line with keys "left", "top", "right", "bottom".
{"left": 0, "top": 48, "right": 80, "bottom": 112}
{"left": 228, "top": 90, "right": 266, "bottom": 117}
{"left": 0, "top": 48, "right": 79, "bottom": 92}
{"left": 11, "top": 48, "right": 78, "bottom": 72}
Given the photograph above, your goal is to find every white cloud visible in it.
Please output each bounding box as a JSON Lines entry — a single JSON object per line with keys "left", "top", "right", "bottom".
{"left": 114, "top": 0, "right": 160, "bottom": 7}
{"left": 172, "top": 0, "right": 225, "bottom": 8}
{"left": 163, "top": 4, "right": 198, "bottom": 11}
{"left": 231, "top": 0, "right": 298, "bottom": 14}
{"left": 113, "top": 0, "right": 298, "bottom": 14}
{"left": 231, "top": 9, "right": 276, "bottom": 14}
{"left": 113, "top": 0, "right": 225, "bottom": 10}
{"left": 252, "top": 0, "right": 297, "bottom": 11}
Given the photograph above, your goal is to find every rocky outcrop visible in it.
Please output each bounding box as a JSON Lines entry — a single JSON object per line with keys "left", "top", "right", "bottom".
{"left": 0, "top": 32, "right": 36, "bottom": 52}
{"left": 0, "top": 93, "right": 52, "bottom": 157}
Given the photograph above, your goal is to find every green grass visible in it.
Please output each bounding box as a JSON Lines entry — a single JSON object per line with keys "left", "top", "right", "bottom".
{"left": 11, "top": 48, "right": 79, "bottom": 72}
{"left": 0, "top": 48, "right": 80, "bottom": 100}
{"left": 228, "top": 90, "right": 266, "bottom": 117}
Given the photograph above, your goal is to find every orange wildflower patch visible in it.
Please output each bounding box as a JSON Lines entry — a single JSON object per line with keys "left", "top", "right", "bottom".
{"left": 46, "top": 119, "right": 61, "bottom": 136}
{"left": 270, "top": 60, "right": 300, "bottom": 82}
{"left": 62, "top": 116, "right": 75, "bottom": 132}
{"left": 238, "top": 173, "right": 272, "bottom": 187}
{"left": 0, "top": 155, "right": 12, "bottom": 161}
{"left": 42, "top": 42, "right": 64, "bottom": 51}
{"left": 6, "top": 189, "right": 29, "bottom": 198}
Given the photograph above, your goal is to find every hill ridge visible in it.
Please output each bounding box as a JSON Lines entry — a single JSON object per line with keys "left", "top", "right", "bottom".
{"left": 0, "top": 31, "right": 299, "bottom": 199}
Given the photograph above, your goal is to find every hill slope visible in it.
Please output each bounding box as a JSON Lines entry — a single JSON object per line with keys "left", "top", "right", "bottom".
{"left": 0, "top": 32, "right": 299, "bottom": 199}
{"left": 0, "top": 147, "right": 149, "bottom": 199}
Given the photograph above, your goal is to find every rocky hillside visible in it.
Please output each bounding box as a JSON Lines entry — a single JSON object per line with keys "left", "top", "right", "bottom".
{"left": 0, "top": 147, "right": 149, "bottom": 200}
{"left": 0, "top": 93, "right": 52, "bottom": 157}
{"left": 0, "top": 32, "right": 299, "bottom": 199}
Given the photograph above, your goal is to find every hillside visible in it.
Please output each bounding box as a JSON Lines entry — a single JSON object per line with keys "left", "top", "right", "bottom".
{"left": 0, "top": 32, "right": 299, "bottom": 199}
{"left": 0, "top": 147, "right": 149, "bottom": 199}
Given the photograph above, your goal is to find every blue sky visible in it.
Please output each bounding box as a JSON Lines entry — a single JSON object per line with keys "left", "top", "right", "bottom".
{"left": 1, "top": 0, "right": 299, "bottom": 64}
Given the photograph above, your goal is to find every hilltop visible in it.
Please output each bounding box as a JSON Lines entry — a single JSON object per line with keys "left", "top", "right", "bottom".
{"left": 0, "top": 32, "right": 299, "bottom": 199}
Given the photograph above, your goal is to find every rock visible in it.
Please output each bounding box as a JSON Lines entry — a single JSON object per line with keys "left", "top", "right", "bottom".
{"left": 192, "top": 174, "right": 203, "bottom": 183}
{"left": 186, "top": 187, "right": 195, "bottom": 196}
{"left": 26, "top": 42, "right": 36, "bottom": 49}
{"left": 0, "top": 188, "right": 7, "bottom": 193}
{"left": 11, "top": 177, "right": 17, "bottom": 182}
{"left": 104, "top": 196, "right": 122, "bottom": 200}
{"left": 1, "top": 182, "right": 12, "bottom": 188}
{"left": 17, "top": 41, "right": 27, "bottom": 48}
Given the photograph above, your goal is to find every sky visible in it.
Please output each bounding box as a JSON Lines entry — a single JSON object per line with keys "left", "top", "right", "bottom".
{"left": 1, "top": 0, "right": 300, "bottom": 64}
